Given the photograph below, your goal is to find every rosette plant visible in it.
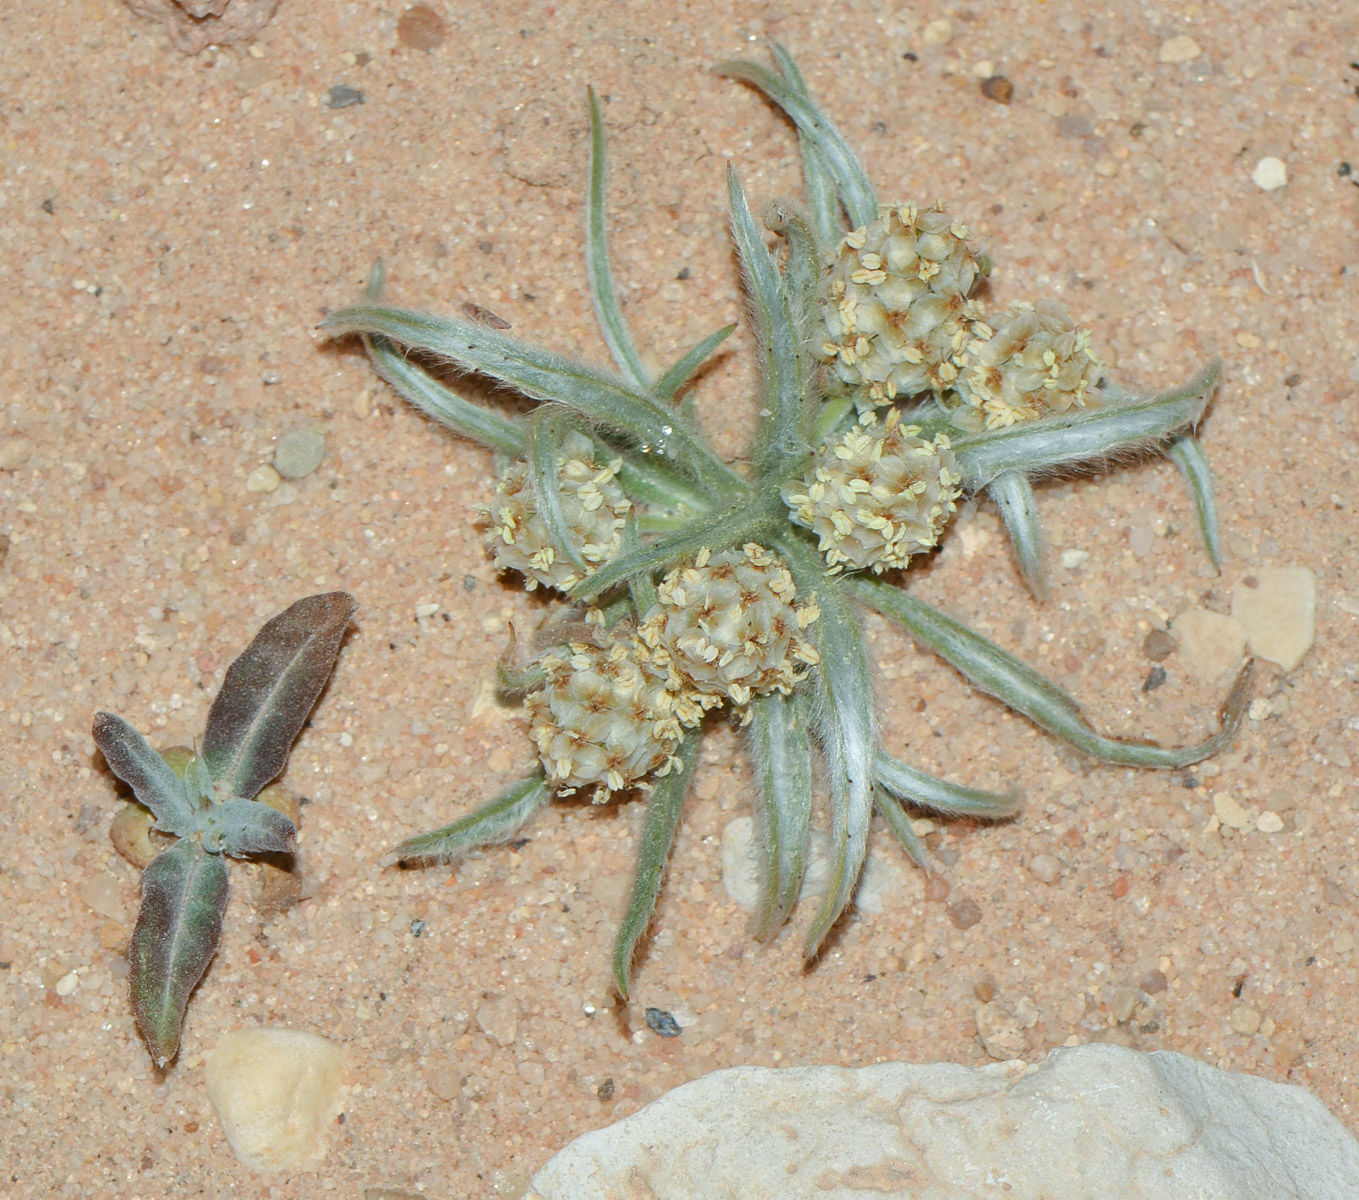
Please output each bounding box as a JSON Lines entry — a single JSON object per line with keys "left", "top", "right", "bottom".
{"left": 93, "top": 592, "right": 356, "bottom": 1065}
{"left": 321, "top": 48, "right": 1248, "bottom": 995}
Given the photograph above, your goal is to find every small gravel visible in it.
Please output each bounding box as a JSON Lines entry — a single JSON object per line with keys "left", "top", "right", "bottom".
{"left": 1027, "top": 854, "right": 1062, "bottom": 884}
{"left": 1158, "top": 35, "right": 1202, "bottom": 64}
{"left": 246, "top": 464, "right": 281, "bottom": 493}
{"left": 1251, "top": 156, "right": 1288, "bottom": 191}
{"left": 1230, "top": 567, "right": 1316, "bottom": 671}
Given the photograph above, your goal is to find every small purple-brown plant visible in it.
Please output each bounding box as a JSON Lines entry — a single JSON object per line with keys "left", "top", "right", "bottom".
{"left": 93, "top": 592, "right": 356, "bottom": 1067}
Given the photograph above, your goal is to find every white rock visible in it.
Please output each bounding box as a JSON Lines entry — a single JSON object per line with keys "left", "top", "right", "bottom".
{"left": 1231, "top": 566, "right": 1316, "bottom": 671}
{"left": 524, "top": 1045, "right": 1359, "bottom": 1200}
{"left": 206, "top": 1027, "right": 346, "bottom": 1172}
{"left": 1170, "top": 607, "right": 1247, "bottom": 683}
{"left": 1251, "top": 156, "right": 1288, "bottom": 191}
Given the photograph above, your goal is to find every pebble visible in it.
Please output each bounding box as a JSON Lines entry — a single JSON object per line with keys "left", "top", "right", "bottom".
{"left": 1230, "top": 567, "right": 1315, "bottom": 671}
{"left": 78, "top": 871, "right": 127, "bottom": 921}
{"left": 975, "top": 1000, "right": 1028, "bottom": 1060}
{"left": 1157, "top": 35, "right": 1202, "bottom": 64}
{"left": 326, "top": 84, "right": 365, "bottom": 109}
{"left": 1248, "top": 698, "right": 1272, "bottom": 721}
{"left": 922, "top": 18, "right": 953, "bottom": 46}
{"left": 1251, "top": 156, "right": 1288, "bottom": 191}
{"left": 0, "top": 436, "right": 31, "bottom": 470}
{"left": 1256, "top": 812, "right": 1284, "bottom": 834}
{"left": 1228, "top": 1005, "right": 1262, "bottom": 1036}
{"left": 1059, "top": 548, "right": 1089, "bottom": 570}
{"left": 273, "top": 429, "right": 326, "bottom": 479}
{"left": 1141, "top": 628, "right": 1176, "bottom": 662}
{"left": 245, "top": 464, "right": 281, "bottom": 493}
{"left": 947, "top": 898, "right": 983, "bottom": 930}
{"left": 1027, "top": 854, "right": 1062, "bottom": 884}
{"left": 396, "top": 4, "right": 447, "bottom": 51}
{"left": 476, "top": 994, "right": 520, "bottom": 1047}
{"left": 1169, "top": 608, "right": 1247, "bottom": 683}
{"left": 205, "top": 1027, "right": 346, "bottom": 1172}
{"left": 1212, "top": 791, "right": 1252, "bottom": 831}
{"left": 980, "top": 76, "right": 1013, "bottom": 105}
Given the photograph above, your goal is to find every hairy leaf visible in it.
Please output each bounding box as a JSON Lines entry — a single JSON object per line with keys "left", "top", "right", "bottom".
{"left": 202, "top": 592, "right": 357, "bottom": 801}
{"left": 129, "top": 840, "right": 229, "bottom": 1067}
{"left": 1168, "top": 433, "right": 1222, "bottom": 570}
{"left": 748, "top": 690, "right": 814, "bottom": 941}
{"left": 988, "top": 470, "right": 1048, "bottom": 601}
{"left": 875, "top": 753, "right": 1020, "bottom": 819}
{"left": 202, "top": 798, "right": 297, "bottom": 857}
{"left": 92, "top": 712, "right": 198, "bottom": 837}
{"left": 781, "top": 538, "right": 875, "bottom": 957}
{"left": 391, "top": 773, "right": 551, "bottom": 866}
{"left": 586, "top": 87, "right": 651, "bottom": 391}
{"left": 613, "top": 730, "right": 701, "bottom": 999}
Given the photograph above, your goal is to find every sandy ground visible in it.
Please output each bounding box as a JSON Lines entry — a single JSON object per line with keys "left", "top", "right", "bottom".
{"left": 2, "top": 1, "right": 1357, "bottom": 1196}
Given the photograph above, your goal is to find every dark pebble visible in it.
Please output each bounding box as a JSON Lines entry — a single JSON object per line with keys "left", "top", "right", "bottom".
{"left": 596, "top": 1077, "right": 614, "bottom": 1100}
{"left": 410, "top": 918, "right": 426, "bottom": 937}
{"left": 1141, "top": 628, "right": 1176, "bottom": 661}
{"left": 980, "top": 75, "right": 1013, "bottom": 105}
{"left": 1142, "top": 665, "right": 1167, "bottom": 692}
{"left": 644, "top": 1007, "right": 682, "bottom": 1037}
{"left": 327, "top": 85, "right": 365, "bottom": 109}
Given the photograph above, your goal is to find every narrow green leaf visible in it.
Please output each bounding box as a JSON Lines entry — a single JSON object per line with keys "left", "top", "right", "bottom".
{"left": 92, "top": 713, "right": 197, "bottom": 837}
{"left": 874, "top": 752, "right": 1021, "bottom": 819}
{"left": 129, "top": 840, "right": 229, "bottom": 1067}
{"left": 716, "top": 53, "right": 877, "bottom": 228}
{"left": 851, "top": 575, "right": 1253, "bottom": 768}
{"left": 359, "top": 262, "right": 528, "bottom": 456}
{"left": 780, "top": 539, "right": 875, "bottom": 956}
{"left": 988, "top": 470, "right": 1048, "bottom": 601}
{"left": 767, "top": 45, "right": 843, "bottom": 248}
{"left": 747, "top": 690, "right": 814, "bottom": 941}
{"left": 728, "top": 168, "right": 808, "bottom": 477}
{"left": 202, "top": 592, "right": 357, "bottom": 801}
{"left": 873, "top": 786, "right": 929, "bottom": 869}
{"left": 1168, "top": 433, "right": 1222, "bottom": 570}
{"left": 613, "top": 730, "right": 701, "bottom": 999}
{"left": 952, "top": 361, "right": 1221, "bottom": 488}
{"left": 202, "top": 798, "right": 297, "bottom": 857}
{"left": 391, "top": 773, "right": 551, "bottom": 865}
{"left": 528, "top": 408, "right": 590, "bottom": 576}
{"left": 321, "top": 303, "right": 743, "bottom": 501}
{"left": 652, "top": 324, "right": 736, "bottom": 405}
{"left": 586, "top": 87, "right": 651, "bottom": 391}
{"left": 569, "top": 494, "right": 780, "bottom": 603}
{"left": 621, "top": 512, "right": 658, "bottom": 618}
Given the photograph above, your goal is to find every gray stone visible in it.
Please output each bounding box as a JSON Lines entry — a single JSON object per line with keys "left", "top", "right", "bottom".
{"left": 524, "top": 1045, "right": 1359, "bottom": 1200}
{"left": 206, "top": 1027, "right": 346, "bottom": 1172}
{"left": 1231, "top": 567, "right": 1316, "bottom": 672}
{"left": 273, "top": 429, "right": 327, "bottom": 479}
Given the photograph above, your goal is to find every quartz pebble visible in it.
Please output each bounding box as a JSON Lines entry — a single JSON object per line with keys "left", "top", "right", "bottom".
{"left": 526, "top": 1046, "right": 1359, "bottom": 1199}
{"left": 245, "top": 464, "right": 281, "bottom": 494}
{"left": 1251, "top": 156, "right": 1288, "bottom": 191}
{"left": 1213, "top": 791, "right": 1252, "bottom": 830}
{"left": 205, "top": 1027, "right": 346, "bottom": 1172}
{"left": 78, "top": 871, "right": 127, "bottom": 921}
{"left": 1027, "top": 854, "right": 1062, "bottom": 884}
{"left": 1157, "top": 35, "right": 1202, "bottom": 63}
{"left": 1170, "top": 608, "right": 1247, "bottom": 683}
{"left": 273, "top": 429, "right": 327, "bottom": 479}
{"left": 1230, "top": 567, "right": 1315, "bottom": 671}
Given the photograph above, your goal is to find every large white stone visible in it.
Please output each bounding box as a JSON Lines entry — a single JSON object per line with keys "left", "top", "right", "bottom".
{"left": 524, "top": 1045, "right": 1359, "bottom": 1200}
{"left": 206, "top": 1027, "right": 346, "bottom": 1172}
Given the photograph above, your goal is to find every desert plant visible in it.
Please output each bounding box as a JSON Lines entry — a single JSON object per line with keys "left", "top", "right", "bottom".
{"left": 321, "top": 48, "right": 1249, "bottom": 996}
{"left": 93, "top": 592, "right": 356, "bottom": 1066}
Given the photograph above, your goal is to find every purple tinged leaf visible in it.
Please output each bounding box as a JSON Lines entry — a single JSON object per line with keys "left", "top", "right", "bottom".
{"left": 129, "top": 839, "right": 229, "bottom": 1067}
{"left": 202, "top": 592, "right": 357, "bottom": 801}
{"left": 92, "top": 712, "right": 197, "bottom": 837}
{"left": 202, "top": 798, "right": 297, "bottom": 857}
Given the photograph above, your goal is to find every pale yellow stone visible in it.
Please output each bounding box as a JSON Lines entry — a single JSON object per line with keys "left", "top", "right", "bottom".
{"left": 206, "top": 1027, "right": 346, "bottom": 1172}
{"left": 1158, "top": 35, "right": 1202, "bottom": 64}
{"left": 1256, "top": 811, "right": 1284, "bottom": 833}
{"left": 1231, "top": 567, "right": 1316, "bottom": 671}
{"left": 1212, "top": 791, "right": 1252, "bottom": 831}
{"left": 1170, "top": 608, "right": 1247, "bottom": 683}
